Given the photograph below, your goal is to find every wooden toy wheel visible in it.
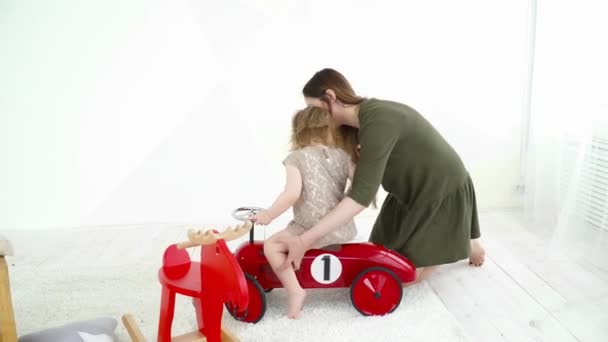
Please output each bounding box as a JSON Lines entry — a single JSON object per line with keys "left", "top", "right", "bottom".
{"left": 226, "top": 273, "right": 266, "bottom": 323}
{"left": 350, "top": 267, "right": 403, "bottom": 316}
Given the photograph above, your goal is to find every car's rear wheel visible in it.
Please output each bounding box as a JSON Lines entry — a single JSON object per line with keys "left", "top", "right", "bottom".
{"left": 350, "top": 267, "right": 402, "bottom": 316}
{"left": 226, "top": 273, "right": 266, "bottom": 323}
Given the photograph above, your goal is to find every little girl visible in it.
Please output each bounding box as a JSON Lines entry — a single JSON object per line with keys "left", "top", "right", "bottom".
{"left": 252, "top": 106, "right": 357, "bottom": 319}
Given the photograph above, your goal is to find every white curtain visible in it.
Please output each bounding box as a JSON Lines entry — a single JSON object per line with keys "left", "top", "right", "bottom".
{"left": 524, "top": 0, "right": 608, "bottom": 270}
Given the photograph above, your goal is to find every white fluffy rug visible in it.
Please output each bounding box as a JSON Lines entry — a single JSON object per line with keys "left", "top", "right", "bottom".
{"left": 7, "top": 225, "right": 470, "bottom": 342}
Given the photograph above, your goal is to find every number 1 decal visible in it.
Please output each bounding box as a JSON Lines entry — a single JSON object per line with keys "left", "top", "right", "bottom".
{"left": 322, "top": 255, "right": 331, "bottom": 281}
{"left": 311, "top": 254, "right": 342, "bottom": 284}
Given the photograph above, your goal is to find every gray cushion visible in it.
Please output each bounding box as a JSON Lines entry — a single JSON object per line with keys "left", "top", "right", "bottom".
{"left": 0, "top": 234, "right": 13, "bottom": 256}
{"left": 18, "top": 317, "right": 117, "bottom": 342}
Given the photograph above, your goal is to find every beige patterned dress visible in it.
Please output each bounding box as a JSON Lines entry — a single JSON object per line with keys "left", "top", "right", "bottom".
{"left": 283, "top": 145, "right": 357, "bottom": 248}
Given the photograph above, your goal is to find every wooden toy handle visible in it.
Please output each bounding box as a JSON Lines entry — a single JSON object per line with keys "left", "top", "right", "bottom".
{"left": 176, "top": 220, "right": 253, "bottom": 249}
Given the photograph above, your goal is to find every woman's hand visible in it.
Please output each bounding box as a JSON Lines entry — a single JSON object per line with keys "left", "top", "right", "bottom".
{"left": 251, "top": 210, "right": 273, "bottom": 225}
{"left": 276, "top": 234, "right": 308, "bottom": 271}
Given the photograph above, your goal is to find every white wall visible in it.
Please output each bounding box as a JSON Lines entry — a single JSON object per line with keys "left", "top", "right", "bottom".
{"left": 0, "top": 0, "right": 528, "bottom": 230}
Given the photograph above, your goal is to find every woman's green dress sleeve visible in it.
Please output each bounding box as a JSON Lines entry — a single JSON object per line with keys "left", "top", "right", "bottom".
{"left": 348, "top": 117, "right": 399, "bottom": 206}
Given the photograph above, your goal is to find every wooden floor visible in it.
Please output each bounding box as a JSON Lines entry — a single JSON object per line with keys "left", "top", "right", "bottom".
{"left": 427, "top": 210, "right": 608, "bottom": 342}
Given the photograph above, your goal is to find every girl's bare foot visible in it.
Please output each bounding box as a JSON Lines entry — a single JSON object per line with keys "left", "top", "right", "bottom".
{"left": 469, "top": 239, "right": 486, "bottom": 267}
{"left": 286, "top": 288, "right": 307, "bottom": 319}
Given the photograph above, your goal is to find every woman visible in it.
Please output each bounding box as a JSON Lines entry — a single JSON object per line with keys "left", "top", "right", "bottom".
{"left": 275, "top": 68, "right": 486, "bottom": 283}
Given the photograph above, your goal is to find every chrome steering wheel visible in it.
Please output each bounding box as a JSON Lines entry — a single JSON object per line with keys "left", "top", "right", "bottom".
{"left": 232, "top": 206, "right": 264, "bottom": 243}
{"left": 232, "top": 206, "right": 264, "bottom": 221}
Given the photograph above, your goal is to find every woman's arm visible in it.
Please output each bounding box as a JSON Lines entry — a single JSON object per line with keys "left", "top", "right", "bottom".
{"left": 300, "top": 196, "right": 365, "bottom": 247}
{"left": 279, "top": 197, "right": 365, "bottom": 270}
{"left": 279, "top": 117, "right": 400, "bottom": 270}
{"left": 306, "top": 118, "right": 398, "bottom": 240}
{"left": 254, "top": 165, "right": 302, "bottom": 225}
{"left": 348, "top": 159, "right": 356, "bottom": 181}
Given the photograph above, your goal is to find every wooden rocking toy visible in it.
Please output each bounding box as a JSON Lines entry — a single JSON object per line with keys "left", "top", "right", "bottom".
{"left": 122, "top": 221, "right": 253, "bottom": 342}
{"left": 0, "top": 236, "right": 17, "bottom": 342}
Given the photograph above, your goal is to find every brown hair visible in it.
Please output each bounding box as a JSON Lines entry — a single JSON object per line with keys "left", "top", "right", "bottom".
{"left": 303, "top": 69, "right": 377, "bottom": 207}
{"left": 302, "top": 68, "right": 365, "bottom": 105}
{"left": 302, "top": 68, "right": 362, "bottom": 163}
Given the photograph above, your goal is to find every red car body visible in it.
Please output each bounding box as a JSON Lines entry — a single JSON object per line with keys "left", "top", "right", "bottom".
{"left": 227, "top": 230, "right": 416, "bottom": 323}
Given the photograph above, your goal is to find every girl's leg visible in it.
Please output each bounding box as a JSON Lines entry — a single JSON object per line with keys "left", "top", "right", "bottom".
{"left": 264, "top": 230, "right": 307, "bottom": 319}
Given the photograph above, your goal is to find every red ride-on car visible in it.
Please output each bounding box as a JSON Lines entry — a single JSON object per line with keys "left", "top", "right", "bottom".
{"left": 226, "top": 207, "right": 417, "bottom": 323}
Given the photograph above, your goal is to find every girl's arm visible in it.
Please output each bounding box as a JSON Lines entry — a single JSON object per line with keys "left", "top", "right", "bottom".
{"left": 254, "top": 165, "right": 302, "bottom": 225}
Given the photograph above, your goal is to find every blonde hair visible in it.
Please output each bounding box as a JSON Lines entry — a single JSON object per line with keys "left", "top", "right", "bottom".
{"left": 290, "top": 106, "right": 376, "bottom": 207}
{"left": 290, "top": 106, "right": 337, "bottom": 150}
{"left": 290, "top": 107, "right": 359, "bottom": 160}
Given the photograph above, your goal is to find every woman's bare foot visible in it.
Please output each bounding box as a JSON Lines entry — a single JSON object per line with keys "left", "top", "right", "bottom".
{"left": 286, "top": 288, "right": 307, "bottom": 319}
{"left": 469, "top": 239, "right": 486, "bottom": 267}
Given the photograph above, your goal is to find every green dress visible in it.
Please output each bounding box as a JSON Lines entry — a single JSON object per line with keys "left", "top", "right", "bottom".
{"left": 348, "top": 98, "right": 481, "bottom": 267}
